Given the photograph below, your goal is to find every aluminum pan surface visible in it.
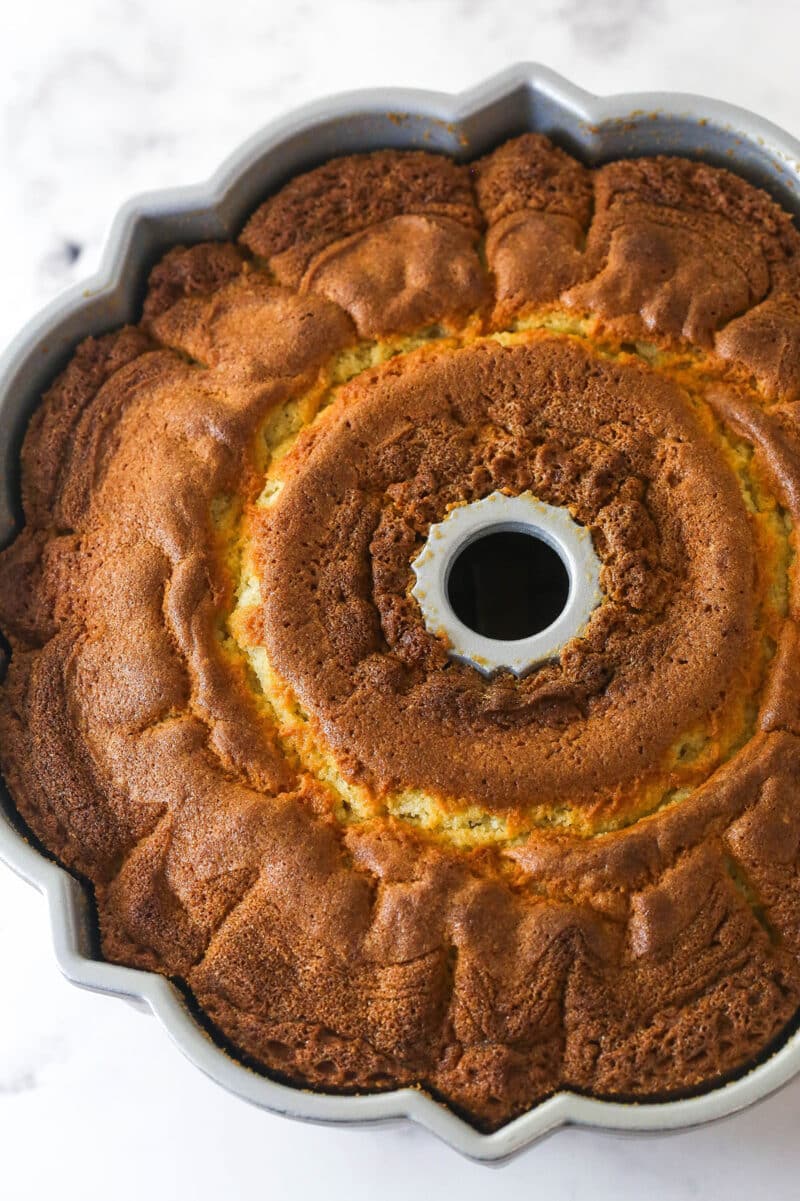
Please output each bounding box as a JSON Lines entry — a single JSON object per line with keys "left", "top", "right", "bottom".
{"left": 1, "top": 64, "right": 800, "bottom": 1162}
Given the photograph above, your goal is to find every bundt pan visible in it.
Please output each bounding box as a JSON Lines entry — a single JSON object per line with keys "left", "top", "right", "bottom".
{"left": 2, "top": 63, "right": 800, "bottom": 1163}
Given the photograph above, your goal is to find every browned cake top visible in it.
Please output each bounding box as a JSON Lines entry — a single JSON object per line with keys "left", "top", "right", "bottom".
{"left": 2, "top": 134, "right": 800, "bottom": 1131}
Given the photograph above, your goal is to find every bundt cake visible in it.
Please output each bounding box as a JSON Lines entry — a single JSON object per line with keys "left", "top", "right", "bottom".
{"left": 2, "top": 134, "right": 800, "bottom": 1130}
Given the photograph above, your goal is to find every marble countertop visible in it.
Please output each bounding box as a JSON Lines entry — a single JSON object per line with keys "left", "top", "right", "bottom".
{"left": 2, "top": 0, "right": 800, "bottom": 1196}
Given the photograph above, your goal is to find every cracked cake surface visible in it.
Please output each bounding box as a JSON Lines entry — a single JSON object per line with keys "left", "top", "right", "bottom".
{"left": 2, "top": 134, "right": 800, "bottom": 1130}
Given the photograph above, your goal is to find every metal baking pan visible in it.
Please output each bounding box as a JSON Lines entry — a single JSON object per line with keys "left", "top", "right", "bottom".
{"left": 1, "top": 63, "right": 800, "bottom": 1163}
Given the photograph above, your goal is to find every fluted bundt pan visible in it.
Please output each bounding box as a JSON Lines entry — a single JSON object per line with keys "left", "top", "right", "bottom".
{"left": 2, "top": 64, "right": 800, "bottom": 1162}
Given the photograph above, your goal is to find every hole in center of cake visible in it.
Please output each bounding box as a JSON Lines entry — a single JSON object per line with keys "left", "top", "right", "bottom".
{"left": 447, "top": 529, "right": 570, "bottom": 640}
{"left": 411, "top": 492, "right": 603, "bottom": 678}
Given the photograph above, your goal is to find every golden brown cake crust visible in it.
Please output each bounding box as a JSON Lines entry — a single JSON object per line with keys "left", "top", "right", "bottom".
{"left": 3, "top": 138, "right": 800, "bottom": 1132}
{"left": 257, "top": 336, "right": 758, "bottom": 812}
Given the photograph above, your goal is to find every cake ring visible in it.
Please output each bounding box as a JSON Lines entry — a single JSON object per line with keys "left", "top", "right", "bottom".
{"left": 2, "top": 132, "right": 800, "bottom": 1133}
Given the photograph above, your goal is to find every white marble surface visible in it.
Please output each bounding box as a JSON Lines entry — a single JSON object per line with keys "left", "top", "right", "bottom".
{"left": 2, "top": 1, "right": 800, "bottom": 1196}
